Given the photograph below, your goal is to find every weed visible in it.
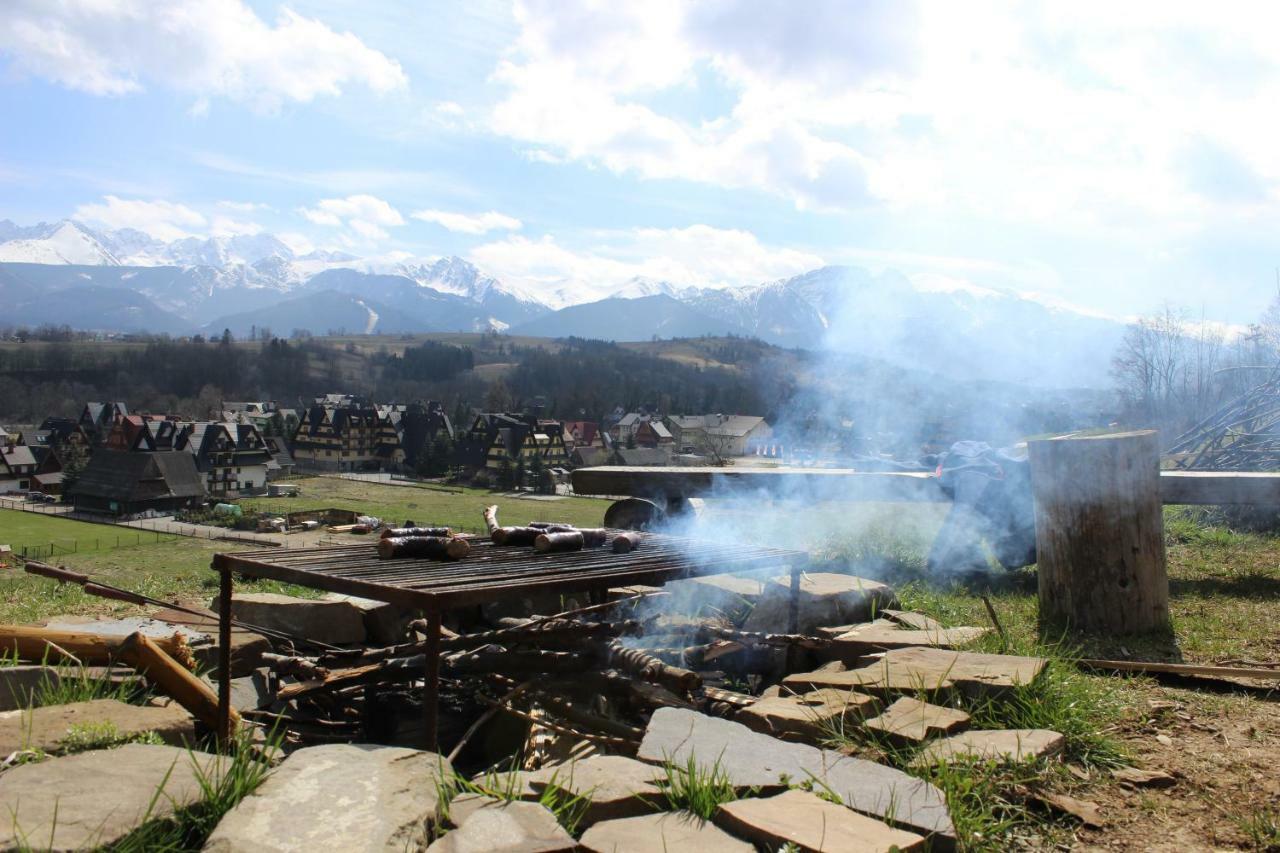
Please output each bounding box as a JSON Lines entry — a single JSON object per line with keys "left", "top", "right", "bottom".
{"left": 1233, "top": 806, "right": 1280, "bottom": 851}
{"left": 35, "top": 663, "right": 141, "bottom": 707}
{"left": 435, "top": 763, "right": 592, "bottom": 837}
{"left": 59, "top": 722, "right": 164, "bottom": 754}
{"left": 658, "top": 754, "right": 738, "bottom": 819}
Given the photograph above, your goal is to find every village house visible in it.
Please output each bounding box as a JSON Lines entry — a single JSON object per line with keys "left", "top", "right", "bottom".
{"left": 0, "top": 440, "right": 37, "bottom": 492}
{"left": 395, "top": 401, "right": 454, "bottom": 469}
{"left": 175, "top": 422, "right": 273, "bottom": 497}
{"left": 608, "top": 412, "right": 651, "bottom": 445}
{"left": 562, "top": 420, "right": 602, "bottom": 450}
{"left": 78, "top": 402, "right": 129, "bottom": 445}
{"left": 290, "top": 404, "right": 405, "bottom": 472}
{"left": 66, "top": 449, "right": 205, "bottom": 516}
{"left": 457, "top": 412, "right": 569, "bottom": 472}
{"left": 666, "top": 414, "right": 773, "bottom": 458}
{"left": 634, "top": 419, "right": 674, "bottom": 449}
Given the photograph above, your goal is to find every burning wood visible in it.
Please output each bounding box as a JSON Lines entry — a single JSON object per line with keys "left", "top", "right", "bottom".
{"left": 603, "top": 639, "right": 703, "bottom": 694}
{"left": 377, "top": 535, "right": 471, "bottom": 561}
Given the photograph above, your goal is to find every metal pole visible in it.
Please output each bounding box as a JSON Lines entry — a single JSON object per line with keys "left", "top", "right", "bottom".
{"left": 423, "top": 605, "right": 442, "bottom": 752}
{"left": 786, "top": 563, "right": 803, "bottom": 673}
{"left": 217, "top": 561, "right": 234, "bottom": 744}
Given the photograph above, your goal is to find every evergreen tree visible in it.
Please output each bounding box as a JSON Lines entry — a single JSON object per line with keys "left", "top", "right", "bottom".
{"left": 496, "top": 456, "right": 515, "bottom": 491}
{"left": 527, "top": 452, "right": 547, "bottom": 495}
{"left": 513, "top": 455, "right": 526, "bottom": 491}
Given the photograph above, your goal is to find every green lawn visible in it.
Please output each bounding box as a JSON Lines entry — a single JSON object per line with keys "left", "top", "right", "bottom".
{"left": 0, "top": 509, "right": 177, "bottom": 559}
{"left": 239, "top": 477, "right": 611, "bottom": 533}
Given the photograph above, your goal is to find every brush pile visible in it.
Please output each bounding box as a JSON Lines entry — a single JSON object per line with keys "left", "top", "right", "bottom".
{"left": 1167, "top": 369, "right": 1280, "bottom": 469}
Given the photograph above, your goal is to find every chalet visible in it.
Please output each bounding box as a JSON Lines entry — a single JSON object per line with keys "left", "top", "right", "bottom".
{"left": 634, "top": 420, "right": 674, "bottom": 449}
{"left": 562, "top": 421, "right": 601, "bottom": 449}
{"left": 608, "top": 412, "right": 650, "bottom": 445}
{"left": 263, "top": 436, "right": 296, "bottom": 478}
{"left": 40, "top": 416, "right": 92, "bottom": 451}
{"left": 396, "top": 401, "right": 454, "bottom": 468}
{"left": 290, "top": 405, "right": 405, "bottom": 472}
{"left": 457, "top": 412, "right": 569, "bottom": 472}
{"left": 31, "top": 448, "right": 64, "bottom": 496}
{"left": 0, "top": 442, "right": 37, "bottom": 492}
{"left": 78, "top": 402, "right": 129, "bottom": 444}
{"left": 611, "top": 447, "right": 670, "bottom": 466}
{"left": 666, "top": 414, "right": 773, "bottom": 458}
{"left": 175, "top": 422, "right": 272, "bottom": 496}
{"left": 571, "top": 446, "right": 609, "bottom": 467}
{"left": 66, "top": 449, "right": 205, "bottom": 516}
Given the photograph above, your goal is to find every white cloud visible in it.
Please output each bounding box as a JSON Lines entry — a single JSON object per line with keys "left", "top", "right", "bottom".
{"left": 411, "top": 209, "right": 523, "bottom": 235}
{"left": 469, "top": 224, "right": 822, "bottom": 302}
{"left": 0, "top": 0, "right": 407, "bottom": 111}
{"left": 216, "top": 200, "right": 271, "bottom": 213}
{"left": 73, "top": 196, "right": 207, "bottom": 241}
{"left": 209, "top": 215, "right": 263, "bottom": 238}
{"left": 298, "top": 194, "right": 404, "bottom": 242}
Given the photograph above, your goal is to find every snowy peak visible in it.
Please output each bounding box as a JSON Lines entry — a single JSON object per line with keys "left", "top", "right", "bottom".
{"left": 0, "top": 220, "right": 120, "bottom": 265}
{"left": 610, "top": 276, "right": 684, "bottom": 300}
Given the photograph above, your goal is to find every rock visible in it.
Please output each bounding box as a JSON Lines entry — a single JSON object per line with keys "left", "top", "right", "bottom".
{"left": 213, "top": 593, "right": 367, "bottom": 646}
{"left": 512, "top": 755, "right": 665, "bottom": 827}
{"left": 1112, "top": 766, "right": 1177, "bottom": 788}
{"left": 152, "top": 606, "right": 272, "bottom": 676}
{"left": 0, "top": 698, "right": 194, "bottom": 756}
{"left": 784, "top": 647, "right": 1048, "bottom": 698}
{"left": 663, "top": 572, "right": 769, "bottom": 615}
{"left": 0, "top": 744, "right": 225, "bottom": 851}
{"left": 637, "top": 708, "right": 954, "bottom": 841}
{"left": 429, "top": 796, "right": 575, "bottom": 852}
{"left": 580, "top": 811, "right": 754, "bottom": 852}
{"left": 322, "top": 593, "right": 417, "bottom": 646}
{"left": 736, "top": 689, "right": 879, "bottom": 744}
{"left": 0, "top": 665, "right": 59, "bottom": 711}
{"left": 863, "top": 697, "right": 970, "bottom": 744}
{"left": 203, "top": 668, "right": 273, "bottom": 713}
{"left": 743, "top": 573, "right": 895, "bottom": 634}
{"left": 715, "top": 790, "right": 926, "bottom": 852}
{"left": 1037, "top": 792, "right": 1104, "bottom": 828}
{"left": 917, "top": 729, "right": 1065, "bottom": 764}
{"left": 204, "top": 743, "right": 452, "bottom": 852}
{"left": 828, "top": 621, "right": 990, "bottom": 656}
{"left": 882, "top": 610, "right": 945, "bottom": 631}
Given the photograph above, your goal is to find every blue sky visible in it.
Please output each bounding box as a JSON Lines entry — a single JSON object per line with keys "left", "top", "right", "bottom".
{"left": 2, "top": 0, "right": 1279, "bottom": 321}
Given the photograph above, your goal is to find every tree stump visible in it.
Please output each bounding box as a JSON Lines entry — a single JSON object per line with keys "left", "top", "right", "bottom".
{"left": 1029, "top": 430, "right": 1170, "bottom": 634}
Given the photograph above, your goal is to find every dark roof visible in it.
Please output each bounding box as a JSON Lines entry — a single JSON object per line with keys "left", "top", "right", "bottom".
{"left": 615, "top": 448, "right": 669, "bottom": 466}
{"left": 68, "top": 449, "right": 206, "bottom": 503}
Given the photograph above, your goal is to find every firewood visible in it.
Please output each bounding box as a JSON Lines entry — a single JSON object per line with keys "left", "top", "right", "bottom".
{"left": 441, "top": 619, "right": 636, "bottom": 651}
{"left": 445, "top": 646, "right": 589, "bottom": 676}
{"left": 377, "top": 535, "right": 470, "bottom": 561}
{"left": 604, "top": 640, "right": 702, "bottom": 694}
{"left": 0, "top": 624, "right": 195, "bottom": 669}
{"left": 380, "top": 526, "right": 453, "bottom": 539}
{"left": 527, "top": 521, "right": 574, "bottom": 530}
{"left": 119, "top": 631, "right": 237, "bottom": 732}
{"left": 534, "top": 531, "right": 584, "bottom": 553}
{"left": 277, "top": 655, "right": 427, "bottom": 701}
{"left": 702, "top": 625, "right": 831, "bottom": 650}
{"left": 493, "top": 526, "right": 542, "bottom": 546}
{"left": 702, "top": 686, "right": 757, "bottom": 708}
{"left": 261, "top": 652, "right": 329, "bottom": 681}
{"left": 483, "top": 504, "right": 501, "bottom": 537}
{"left": 611, "top": 531, "right": 642, "bottom": 553}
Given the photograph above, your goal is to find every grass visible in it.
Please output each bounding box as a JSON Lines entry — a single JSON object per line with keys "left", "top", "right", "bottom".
{"left": 435, "top": 763, "right": 592, "bottom": 837}
{"left": 238, "top": 476, "right": 610, "bottom": 534}
{"left": 656, "top": 754, "right": 739, "bottom": 819}
{"left": 0, "top": 508, "right": 177, "bottom": 558}
{"left": 59, "top": 721, "right": 165, "bottom": 753}
{"left": 1232, "top": 806, "right": 1280, "bottom": 851}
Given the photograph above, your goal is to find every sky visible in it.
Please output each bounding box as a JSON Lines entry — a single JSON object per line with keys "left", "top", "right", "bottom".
{"left": 1, "top": 0, "right": 1279, "bottom": 322}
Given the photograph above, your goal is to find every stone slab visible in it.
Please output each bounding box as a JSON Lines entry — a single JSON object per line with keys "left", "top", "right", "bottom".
{"left": 515, "top": 754, "right": 665, "bottom": 827}
{"left": 863, "top": 697, "right": 970, "bottom": 744}
{"left": 0, "top": 665, "right": 59, "bottom": 711}
{"left": 882, "top": 610, "right": 945, "bottom": 631}
{"left": 736, "top": 688, "right": 879, "bottom": 743}
{"left": 213, "top": 593, "right": 367, "bottom": 646}
{"left": 429, "top": 796, "right": 574, "bottom": 853}
{"left": 743, "top": 573, "right": 895, "bottom": 635}
{"left": 322, "top": 593, "right": 417, "bottom": 646}
{"left": 663, "top": 572, "right": 770, "bottom": 616}
{"left": 636, "top": 708, "right": 954, "bottom": 841}
{"left": 829, "top": 621, "right": 990, "bottom": 656}
{"left": 0, "top": 698, "right": 194, "bottom": 756}
{"left": 204, "top": 743, "right": 452, "bottom": 852}
{"left": 0, "top": 744, "right": 225, "bottom": 851}
{"left": 580, "top": 811, "right": 754, "bottom": 853}
{"left": 715, "top": 790, "right": 926, "bottom": 852}
{"left": 917, "top": 729, "right": 1065, "bottom": 764}
{"left": 784, "top": 646, "right": 1048, "bottom": 698}
{"left": 152, "top": 607, "right": 272, "bottom": 677}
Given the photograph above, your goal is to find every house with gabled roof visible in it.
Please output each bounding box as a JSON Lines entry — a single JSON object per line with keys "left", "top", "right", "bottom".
{"left": 66, "top": 449, "right": 205, "bottom": 516}
{"left": 0, "top": 441, "right": 37, "bottom": 492}
{"left": 175, "top": 421, "right": 272, "bottom": 496}
{"left": 290, "top": 404, "right": 404, "bottom": 472}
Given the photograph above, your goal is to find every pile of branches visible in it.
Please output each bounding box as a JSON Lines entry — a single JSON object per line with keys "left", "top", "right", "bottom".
{"left": 1167, "top": 368, "right": 1280, "bottom": 470}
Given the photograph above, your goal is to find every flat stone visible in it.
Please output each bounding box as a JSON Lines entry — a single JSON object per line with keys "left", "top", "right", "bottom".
{"left": 323, "top": 593, "right": 417, "bottom": 646}
{"left": 663, "top": 572, "right": 770, "bottom": 615}
{"left": 917, "top": 729, "right": 1064, "bottom": 764}
{"left": 0, "top": 698, "right": 194, "bottom": 756}
{"left": 882, "top": 610, "right": 945, "bottom": 631}
{"left": 43, "top": 613, "right": 211, "bottom": 644}
{"left": 1112, "top": 766, "right": 1177, "bottom": 788}
{"left": 637, "top": 708, "right": 953, "bottom": 841}
{"left": 515, "top": 754, "right": 665, "bottom": 827}
{"left": 863, "top": 697, "right": 970, "bottom": 744}
{"left": 429, "top": 796, "right": 574, "bottom": 852}
{"left": 715, "top": 790, "right": 926, "bottom": 852}
{"left": 202, "top": 668, "right": 274, "bottom": 713}
{"left": 743, "top": 573, "right": 895, "bottom": 635}
{"left": 0, "top": 744, "right": 225, "bottom": 851}
{"left": 784, "top": 647, "right": 1048, "bottom": 698}
{"left": 829, "top": 621, "right": 990, "bottom": 656}
{"left": 736, "top": 689, "right": 880, "bottom": 744}
{"left": 213, "top": 592, "right": 366, "bottom": 646}
{"left": 0, "top": 665, "right": 59, "bottom": 711}
{"left": 581, "top": 811, "right": 754, "bottom": 853}
{"left": 204, "top": 743, "right": 452, "bottom": 852}
{"left": 152, "top": 606, "right": 272, "bottom": 677}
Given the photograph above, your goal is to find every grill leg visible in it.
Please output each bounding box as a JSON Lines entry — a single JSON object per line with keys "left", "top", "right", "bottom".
{"left": 423, "top": 607, "right": 442, "bottom": 752}
{"left": 217, "top": 564, "right": 233, "bottom": 744}
{"left": 786, "top": 566, "right": 802, "bottom": 673}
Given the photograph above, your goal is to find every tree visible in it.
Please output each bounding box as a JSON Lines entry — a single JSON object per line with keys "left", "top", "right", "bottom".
{"left": 513, "top": 455, "right": 526, "bottom": 491}
{"left": 58, "top": 441, "right": 89, "bottom": 497}
{"left": 527, "top": 452, "right": 553, "bottom": 495}
{"left": 496, "top": 456, "right": 515, "bottom": 491}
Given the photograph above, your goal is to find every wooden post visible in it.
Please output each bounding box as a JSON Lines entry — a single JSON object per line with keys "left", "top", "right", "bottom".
{"left": 1029, "top": 430, "right": 1170, "bottom": 634}
{"left": 422, "top": 605, "right": 442, "bottom": 753}
{"left": 217, "top": 562, "right": 234, "bottom": 744}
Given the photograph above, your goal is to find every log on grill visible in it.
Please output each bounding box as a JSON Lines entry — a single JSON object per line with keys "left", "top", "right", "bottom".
{"left": 483, "top": 504, "right": 501, "bottom": 536}
{"left": 528, "top": 522, "right": 574, "bottom": 530}
{"left": 380, "top": 526, "right": 453, "bottom": 539}
{"left": 612, "top": 531, "right": 642, "bottom": 553}
{"left": 377, "top": 535, "right": 470, "bottom": 561}
{"left": 535, "top": 531, "right": 584, "bottom": 553}
{"left": 493, "top": 526, "right": 543, "bottom": 546}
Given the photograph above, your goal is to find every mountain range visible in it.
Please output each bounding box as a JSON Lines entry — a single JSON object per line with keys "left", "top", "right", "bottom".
{"left": 0, "top": 219, "right": 1125, "bottom": 387}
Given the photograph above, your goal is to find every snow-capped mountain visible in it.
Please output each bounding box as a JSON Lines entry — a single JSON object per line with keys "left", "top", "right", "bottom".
{"left": 0, "top": 217, "right": 1127, "bottom": 386}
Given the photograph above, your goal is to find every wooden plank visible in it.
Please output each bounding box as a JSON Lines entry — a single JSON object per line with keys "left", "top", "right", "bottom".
{"left": 571, "top": 466, "right": 948, "bottom": 501}
{"left": 1158, "top": 470, "right": 1280, "bottom": 505}
{"left": 1078, "top": 658, "right": 1280, "bottom": 681}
